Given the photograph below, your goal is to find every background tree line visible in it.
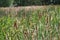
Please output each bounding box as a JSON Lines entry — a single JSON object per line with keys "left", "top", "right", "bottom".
{"left": 0, "top": 0, "right": 60, "bottom": 7}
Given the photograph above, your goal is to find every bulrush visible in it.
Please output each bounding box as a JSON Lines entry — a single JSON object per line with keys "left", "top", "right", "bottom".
{"left": 23, "top": 28, "right": 29, "bottom": 40}
{"left": 14, "top": 20, "right": 18, "bottom": 29}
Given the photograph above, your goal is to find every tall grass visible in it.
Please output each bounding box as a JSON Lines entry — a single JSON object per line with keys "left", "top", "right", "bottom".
{"left": 0, "top": 6, "right": 60, "bottom": 40}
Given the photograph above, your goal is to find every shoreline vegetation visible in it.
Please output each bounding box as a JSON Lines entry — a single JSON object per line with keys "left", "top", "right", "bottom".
{"left": 0, "top": 5, "right": 60, "bottom": 40}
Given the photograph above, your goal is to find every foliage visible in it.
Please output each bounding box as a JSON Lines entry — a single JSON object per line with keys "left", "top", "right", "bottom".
{"left": 14, "top": 0, "right": 60, "bottom": 6}
{"left": 0, "top": 0, "right": 14, "bottom": 7}
{"left": 0, "top": 0, "right": 60, "bottom": 7}
{"left": 0, "top": 6, "right": 60, "bottom": 40}
{"left": 14, "top": 0, "right": 41, "bottom": 6}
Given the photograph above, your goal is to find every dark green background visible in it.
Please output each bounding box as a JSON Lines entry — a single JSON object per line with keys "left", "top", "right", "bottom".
{"left": 0, "top": 0, "right": 60, "bottom": 7}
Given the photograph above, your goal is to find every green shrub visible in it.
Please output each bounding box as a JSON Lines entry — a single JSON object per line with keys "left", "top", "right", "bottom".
{"left": 14, "top": 0, "right": 41, "bottom": 6}
{"left": 0, "top": 0, "right": 14, "bottom": 7}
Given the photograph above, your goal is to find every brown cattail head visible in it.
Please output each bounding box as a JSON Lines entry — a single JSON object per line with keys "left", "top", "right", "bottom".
{"left": 14, "top": 21, "right": 18, "bottom": 29}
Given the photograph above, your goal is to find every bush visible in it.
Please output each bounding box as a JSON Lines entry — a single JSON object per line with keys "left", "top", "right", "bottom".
{"left": 14, "top": 0, "right": 60, "bottom": 6}
{"left": 14, "top": 0, "right": 41, "bottom": 6}
{"left": 0, "top": 0, "right": 14, "bottom": 7}
{"left": 0, "top": 0, "right": 60, "bottom": 7}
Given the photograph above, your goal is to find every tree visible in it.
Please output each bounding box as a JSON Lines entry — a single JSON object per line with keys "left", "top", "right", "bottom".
{"left": 0, "top": 0, "right": 14, "bottom": 7}
{"left": 14, "top": 0, "right": 41, "bottom": 6}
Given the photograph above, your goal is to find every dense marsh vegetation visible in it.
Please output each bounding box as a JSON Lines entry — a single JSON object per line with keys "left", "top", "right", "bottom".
{"left": 0, "top": 6, "right": 60, "bottom": 40}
